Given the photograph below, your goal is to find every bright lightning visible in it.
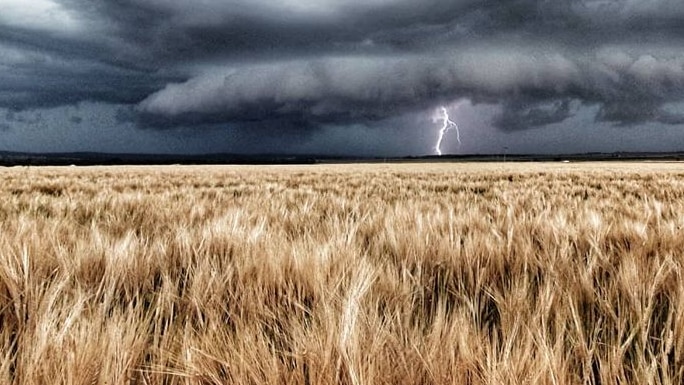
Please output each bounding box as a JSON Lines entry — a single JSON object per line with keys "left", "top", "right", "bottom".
{"left": 434, "top": 106, "right": 460, "bottom": 156}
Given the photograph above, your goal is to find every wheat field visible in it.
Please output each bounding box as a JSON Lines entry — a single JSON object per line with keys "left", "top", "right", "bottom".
{"left": 0, "top": 162, "right": 682, "bottom": 384}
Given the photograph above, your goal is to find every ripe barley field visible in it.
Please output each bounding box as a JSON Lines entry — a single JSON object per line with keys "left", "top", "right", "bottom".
{"left": 0, "top": 162, "right": 682, "bottom": 384}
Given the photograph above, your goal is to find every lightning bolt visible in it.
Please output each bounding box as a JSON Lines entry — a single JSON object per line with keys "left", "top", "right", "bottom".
{"left": 434, "top": 106, "right": 460, "bottom": 156}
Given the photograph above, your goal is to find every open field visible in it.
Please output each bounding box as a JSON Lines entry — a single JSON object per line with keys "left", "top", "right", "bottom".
{"left": 0, "top": 162, "right": 682, "bottom": 384}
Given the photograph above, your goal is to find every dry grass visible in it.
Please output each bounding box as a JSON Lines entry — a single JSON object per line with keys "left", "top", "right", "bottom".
{"left": 0, "top": 162, "right": 682, "bottom": 384}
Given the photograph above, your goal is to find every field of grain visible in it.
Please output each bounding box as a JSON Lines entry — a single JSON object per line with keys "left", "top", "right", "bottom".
{"left": 0, "top": 162, "right": 682, "bottom": 384}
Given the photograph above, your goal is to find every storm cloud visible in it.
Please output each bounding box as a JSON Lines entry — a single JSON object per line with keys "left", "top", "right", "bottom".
{"left": 137, "top": 47, "right": 684, "bottom": 129}
{"left": 3, "top": 0, "right": 684, "bottom": 153}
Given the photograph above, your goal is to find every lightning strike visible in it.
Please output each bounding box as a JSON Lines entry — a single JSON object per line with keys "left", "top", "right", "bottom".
{"left": 434, "top": 106, "right": 460, "bottom": 156}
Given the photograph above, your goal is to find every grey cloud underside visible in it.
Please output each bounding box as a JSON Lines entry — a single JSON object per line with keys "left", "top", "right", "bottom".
{"left": 5, "top": 0, "right": 684, "bottom": 130}
{"left": 139, "top": 49, "right": 684, "bottom": 129}
{"left": 0, "top": 31, "right": 180, "bottom": 110}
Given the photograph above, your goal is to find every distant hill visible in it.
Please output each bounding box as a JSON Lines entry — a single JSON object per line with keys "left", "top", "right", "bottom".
{"left": 0, "top": 151, "right": 323, "bottom": 166}
{"left": 0, "top": 150, "right": 683, "bottom": 166}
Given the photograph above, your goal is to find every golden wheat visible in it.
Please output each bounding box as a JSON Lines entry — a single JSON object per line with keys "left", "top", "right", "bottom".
{"left": 0, "top": 162, "right": 682, "bottom": 384}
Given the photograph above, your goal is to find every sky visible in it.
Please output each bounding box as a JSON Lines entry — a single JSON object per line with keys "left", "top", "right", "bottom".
{"left": 2, "top": 0, "right": 684, "bottom": 156}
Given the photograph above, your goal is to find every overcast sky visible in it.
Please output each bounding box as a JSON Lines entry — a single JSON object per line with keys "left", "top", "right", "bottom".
{"left": 2, "top": 0, "right": 684, "bottom": 155}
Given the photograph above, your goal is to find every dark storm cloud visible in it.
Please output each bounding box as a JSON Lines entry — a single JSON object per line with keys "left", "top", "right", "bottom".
{"left": 137, "top": 47, "right": 684, "bottom": 129}
{"left": 136, "top": 50, "right": 574, "bottom": 126}
{"left": 5, "top": 0, "right": 684, "bottom": 131}
{"left": 0, "top": 35, "right": 179, "bottom": 111}
{"left": 57, "top": 0, "right": 482, "bottom": 62}
{"left": 4, "top": 110, "right": 42, "bottom": 124}
{"left": 494, "top": 99, "right": 574, "bottom": 131}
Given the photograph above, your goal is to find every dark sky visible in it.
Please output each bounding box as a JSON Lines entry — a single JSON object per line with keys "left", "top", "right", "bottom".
{"left": 3, "top": 0, "right": 684, "bottom": 155}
